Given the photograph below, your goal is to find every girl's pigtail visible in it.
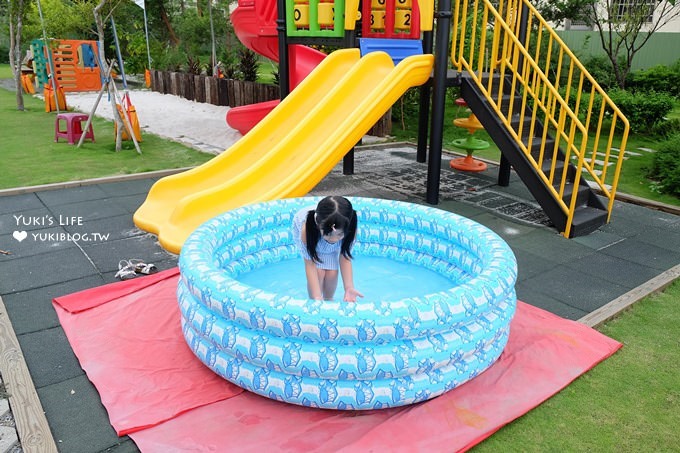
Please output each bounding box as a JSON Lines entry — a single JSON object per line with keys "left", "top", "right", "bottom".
{"left": 341, "top": 209, "right": 357, "bottom": 260}
{"left": 305, "top": 210, "right": 321, "bottom": 263}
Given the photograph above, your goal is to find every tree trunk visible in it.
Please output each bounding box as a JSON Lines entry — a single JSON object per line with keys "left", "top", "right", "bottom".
{"left": 590, "top": 1, "right": 680, "bottom": 90}
{"left": 160, "top": 2, "right": 180, "bottom": 46}
{"left": 9, "top": 0, "right": 25, "bottom": 111}
{"left": 94, "top": 0, "right": 125, "bottom": 151}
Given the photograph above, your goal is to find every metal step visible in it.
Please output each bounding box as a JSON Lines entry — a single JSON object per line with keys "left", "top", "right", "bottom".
{"left": 459, "top": 74, "right": 609, "bottom": 237}
{"left": 569, "top": 206, "right": 609, "bottom": 237}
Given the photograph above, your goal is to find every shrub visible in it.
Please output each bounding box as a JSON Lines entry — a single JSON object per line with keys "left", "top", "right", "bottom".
{"left": 392, "top": 87, "right": 461, "bottom": 130}
{"left": 607, "top": 89, "right": 675, "bottom": 133}
{"left": 0, "top": 45, "right": 10, "bottom": 64}
{"left": 238, "top": 48, "right": 258, "bottom": 82}
{"left": 628, "top": 60, "right": 680, "bottom": 98}
{"left": 394, "top": 87, "right": 421, "bottom": 123}
{"left": 156, "top": 47, "right": 185, "bottom": 72}
{"left": 651, "top": 118, "right": 680, "bottom": 139}
{"left": 219, "top": 49, "right": 239, "bottom": 79}
{"left": 186, "top": 55, "right": 201, "bottom": 75}
{"left": 648, "top": 133, "right": 680, "bottom": 197}
{"left": 582, "top": 56, "right": 619, "bottom": 91}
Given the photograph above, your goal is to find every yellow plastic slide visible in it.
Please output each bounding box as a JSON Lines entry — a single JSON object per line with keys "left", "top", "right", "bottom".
{"left": 134, "top": 49, "right": 434, "bottom": 254}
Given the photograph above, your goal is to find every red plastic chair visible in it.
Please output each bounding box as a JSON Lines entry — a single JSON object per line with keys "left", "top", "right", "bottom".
{"left": 55, "top": 113, "right": 95, "bottom": 145}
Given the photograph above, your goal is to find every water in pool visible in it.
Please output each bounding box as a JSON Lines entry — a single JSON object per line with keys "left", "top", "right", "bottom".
{"left": 236, "top": 256, "right": 454, "bottom": 301}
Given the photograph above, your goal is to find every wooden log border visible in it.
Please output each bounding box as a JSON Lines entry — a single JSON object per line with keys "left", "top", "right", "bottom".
{"left": 149, "top": 70, "right": 391, "bottom": 136}
{"left": 0, "top": 296, "right": 58, "bottom": 453}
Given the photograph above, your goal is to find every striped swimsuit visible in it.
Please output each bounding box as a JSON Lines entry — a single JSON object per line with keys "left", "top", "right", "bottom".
{"left": 292, "top": 207, "right": 343, "bottom": 270}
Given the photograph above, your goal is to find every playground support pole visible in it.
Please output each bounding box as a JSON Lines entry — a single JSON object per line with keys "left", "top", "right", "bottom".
{"left": 142, "top": 2, "right": 152, "bottom": 69}
{"left": 36, "top": 0, "right": 61, "bottom": 114}
{"left": 111, "top": 18, "right": 127, "bottom": 89}
{"left": 276, "top": 0, "right": 290, "bottom": 98}
{"left": 77, "top": 63, "right": 115, "bottom": 148}
{"left": 426, "top": 0, "right": 452, "bottom": 205}
{"left": 416, "top": 30, "right": 434, "bottom": 163}
{"left": 133, "top": 0, "right": 152, "bottom": 69}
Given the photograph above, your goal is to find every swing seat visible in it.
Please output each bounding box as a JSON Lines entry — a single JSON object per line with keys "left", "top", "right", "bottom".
{"left": 55, "top": 113, "right": 95, "bottom": 145}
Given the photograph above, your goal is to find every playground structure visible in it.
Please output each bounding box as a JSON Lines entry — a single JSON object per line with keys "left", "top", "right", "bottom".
{"left": 227, "top": 0, "right": 428, "bottom": 134}
{"left": 226, "top": 4, "right": 327, "bottom": 134}
{"left": 135, "top": 0, "right": 630, "bottom": 253}
{"left": 31, "top": 39, "right": 102, "bottom": 93}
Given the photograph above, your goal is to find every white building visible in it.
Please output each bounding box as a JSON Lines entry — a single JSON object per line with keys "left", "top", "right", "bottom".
{"left": 561, "top": 0, "right": 680, "bottom": 32}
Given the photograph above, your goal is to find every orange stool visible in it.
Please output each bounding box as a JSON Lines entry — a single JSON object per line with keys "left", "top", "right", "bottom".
{"left": 55, "top": 113, "right": 95, "bottom": 145}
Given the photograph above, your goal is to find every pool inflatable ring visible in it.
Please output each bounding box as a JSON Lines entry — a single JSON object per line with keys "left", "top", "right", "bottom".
{"left": 179, "top": 197, "right": 517, "bottom": 409}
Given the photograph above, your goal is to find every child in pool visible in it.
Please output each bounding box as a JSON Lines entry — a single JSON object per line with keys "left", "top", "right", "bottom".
{"left": 292, "top": 196, "right": 363, "bottom": 302}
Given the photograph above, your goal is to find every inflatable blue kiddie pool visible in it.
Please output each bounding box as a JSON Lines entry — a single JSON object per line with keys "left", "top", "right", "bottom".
{"left": 178, "top": 197, "right": 517, "bottom": 410}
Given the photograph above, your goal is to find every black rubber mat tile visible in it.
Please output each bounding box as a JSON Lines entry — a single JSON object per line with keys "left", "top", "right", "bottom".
{"left": 308, "top": 176, "right": 385, "bottom": 197}
{"left": 0, "top": 225, "right": 75, "bottom": 258}
{"left": 98, "top": 178, "right": 155, "bottom": 197}
{"left": 80, "top": 235, "right": 176, "bottom": 274}
{"left": 520, "top": 265, "right": 629, "bottom": 314}
{"left": 38, "top": 375, "right": 130, "bottom": 453}
{"left": 572, "top": 229, "right": 626, "bottom": 250}
{"left": 599, "top": 237, "right": 680, "bottom": 272}
{"left": 37, "top": 185, "right": 110, "bottom": 207}
{"left": 510, "top": 247, "right": 559, "bottom": 282}
{"left": 48, "top": 198, "right": 129, "bottom": 223}
{"left": 469, "top": 212, "right": 538, "bottom": 241}
{"left": 112, "top": 193, "right": 147, "bottom": 214}
{"left": 60, "top": 214, "right": 145, "bottom": 244}
{"left": 629, "top": 224, "right": 680, "bottom": 253}
{"left": 563, "top": 252, "right": 661, "bottom": 290}
{"left": 0, "top": 247, "right": 98, "bottom": 294}
{"left": 0, "top": 206, "right": 56, "bottom": 233}
{"left": 609, "top": 200, "right": 680, "bottom": 230}
{"left": 0, "top": 193, "right": 44, "bottom": 214}
{"left": 437, "top": 199, "right": 488, "bottom": 219}
{"left": 2, "top": 275, "right": 106, "bottom": 335}
{"left": 506, "top": 228, "right": 596, "bottom": 265}
{"left": 19, "top": 327, "right": 84, "bottom": 388}
{"left": 514, "top": 281, "right": 588, "bottom": 321}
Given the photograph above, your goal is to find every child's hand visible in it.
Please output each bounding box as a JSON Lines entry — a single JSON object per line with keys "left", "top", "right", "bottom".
{"left": 343, "top": 287, "right": 364, "bottom": 303}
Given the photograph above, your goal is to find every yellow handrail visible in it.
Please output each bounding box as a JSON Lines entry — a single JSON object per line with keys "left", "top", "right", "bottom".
{"left": 451, "top": 0, "right": 630, "bottom": 237}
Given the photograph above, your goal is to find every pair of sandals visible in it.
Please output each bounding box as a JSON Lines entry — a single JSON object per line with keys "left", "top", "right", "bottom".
{"left": 115, "top": 259, "right": 158, "bottom": 280}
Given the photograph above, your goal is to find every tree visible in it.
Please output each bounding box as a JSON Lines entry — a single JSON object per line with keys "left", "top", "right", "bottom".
{"left": 24, "top": 0, "right": 96, "bottom": 40}
{"left": 533, "top": 0, "right": 597, "bottom": 26}
{"left": 8, "top": 0, "right": 27, "bottom": 111}
{"left": 153, "top": 0, "right": 180, "bottom": 47}
{"left": 586, "top": 0, "right": 680, "bottom": 88}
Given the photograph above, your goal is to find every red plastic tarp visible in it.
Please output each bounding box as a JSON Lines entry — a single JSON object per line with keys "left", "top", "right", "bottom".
{"left": 53, "top": 268, "right": 622, "bottom": 451}
{"left": 53, "top": 269, "right": 243, "bottom": 435}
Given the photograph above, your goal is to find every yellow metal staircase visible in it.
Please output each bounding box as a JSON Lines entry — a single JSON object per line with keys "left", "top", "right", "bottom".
{"left": 451, "top": 0, "right": 630, "bottom": 237}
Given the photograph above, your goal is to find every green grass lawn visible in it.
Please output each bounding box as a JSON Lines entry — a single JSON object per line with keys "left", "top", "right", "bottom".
{"left": 0, "top": 65, "right": 13, "bottom": 79}
{"left": 473, "top": 280, "right": 680, "bottom": 451}
{"left": 0, "top": 83, "right": 212, "bottom": 190}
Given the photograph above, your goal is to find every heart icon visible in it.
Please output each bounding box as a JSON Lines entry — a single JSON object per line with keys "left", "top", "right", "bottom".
{"left": 13, "top": 231, "right": 28, "bottom": 242}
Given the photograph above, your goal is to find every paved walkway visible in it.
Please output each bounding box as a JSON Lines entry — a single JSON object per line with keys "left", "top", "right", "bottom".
{"left": 0, "top": 144, "right": 679, "bottom": 452}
